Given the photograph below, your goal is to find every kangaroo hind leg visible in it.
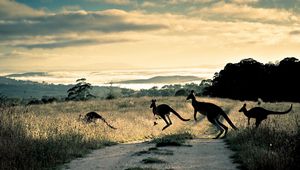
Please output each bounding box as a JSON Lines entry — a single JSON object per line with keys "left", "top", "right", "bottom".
{"left": 166, "top": 114, "right": 172, "bottom": 125}
{"left": 161, "top": 115, "right": 171, "bottom": 131}
{"left": 216, "top": 119, "right": 228, "bottom": 139}
{"left": 210, "top": 119, "right": 224, "bottom": 139}
{"left": 255, "top": 118, "right": 263, "bottom": 128}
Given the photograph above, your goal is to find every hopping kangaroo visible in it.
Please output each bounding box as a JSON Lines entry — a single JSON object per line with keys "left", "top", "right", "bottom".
{"left": 239, "top": 103, "right": 292, "bottom": 128}
{"left": 186, "top": 90, "right": 238, "bottom": 139}
{"left": 80, "top": 111, "right": 117, "bottom": 129}
{"left": 150, "top": 99, "right": 190, "bottom": 131}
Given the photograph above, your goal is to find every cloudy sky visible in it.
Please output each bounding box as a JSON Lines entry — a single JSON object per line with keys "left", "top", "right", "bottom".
{"left": 0, "top": 0, "right": 299, "bottom": 72}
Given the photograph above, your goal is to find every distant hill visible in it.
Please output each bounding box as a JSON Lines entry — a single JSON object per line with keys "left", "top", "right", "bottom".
{"left": 0, "top": 77, "right": 114, "bottom": 99}
{"left": 116, "top": 75, "right": 202, "bottom": 84}
{"left": 0, "top": 77, "right": 70, "bottom": 98}
{"left": 0, "top": 76, "right": 40, "bottom": 85}
{"left": 5, "top": 72, "right": 49, "bottom": 77}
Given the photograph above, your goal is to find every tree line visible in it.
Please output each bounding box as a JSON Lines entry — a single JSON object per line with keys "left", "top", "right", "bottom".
{"left": 204, "top": 57, "right": 300, "bottom": 102}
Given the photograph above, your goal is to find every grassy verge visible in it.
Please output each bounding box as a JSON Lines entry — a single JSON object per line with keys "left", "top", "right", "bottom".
{"left": 0, "top": 108, "right": 117, "bottom": 169}
{"left": 226, "top": 123, "right": 300, "bottom": 170}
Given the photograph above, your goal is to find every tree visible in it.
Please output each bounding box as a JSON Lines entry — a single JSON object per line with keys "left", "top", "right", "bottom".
{"left": 66, "top": 78, "right": 95, "bottom": 101}
{"left": 106, "top": 82, "right": 117, "bottom": 99}
{"left": 174, "top": 89, "right": 188, "bottom": 96}
{"left": 205, "top": 57, "right": 300, "bottom": 102}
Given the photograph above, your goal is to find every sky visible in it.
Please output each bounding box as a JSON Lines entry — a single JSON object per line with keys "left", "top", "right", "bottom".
{"left": 0, "top": 0, "right": 299, "bottom": 72}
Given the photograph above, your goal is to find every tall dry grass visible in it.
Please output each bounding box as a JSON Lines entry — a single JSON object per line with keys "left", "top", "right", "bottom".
{"left": 0, "top": 96, "right": 298, "bottom": 169}
{"left": 226, "top": 101, "right": 300, "bottom": 170}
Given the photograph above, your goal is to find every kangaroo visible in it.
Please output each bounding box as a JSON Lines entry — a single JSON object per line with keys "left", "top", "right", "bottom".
{"left": 239, "top": 103, "right": 292, "bottom": 128}
{"left": 79, "top": 111, "right": 117, "bottom": 129}
{"left": 186, "top": 90, "right": 238, "bottom": 139}
{"left": 150, "top": 99, "right": 190, "bottom": 131}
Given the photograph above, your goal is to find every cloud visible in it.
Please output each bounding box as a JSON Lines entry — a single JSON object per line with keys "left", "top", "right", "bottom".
{"left": 135, "top": 1, "right": 299, "bottom": 25}
{"left": 0, "top": 0, "right": 45, "bottom": 19}
{"left": 189, "top": 2, "right": 299, "bottom": 24}
{"left": 1, "top": 0, "right": 299, "bottom": 52}
{"left": 166, "top": 0, "right": 215, "bottom": 4}
{"left": 102, "top": 0, "right": 131, "bottom": 5}
{"left": 141, "top": 2, "right": 159, "bottom": 8}
{"left": 230, "top": 0, "right": 259, "bottom": 4}
{"left": 14, "top": 38, "right": 133, "bottom": 49}
{"left": 253, "top": 0, "right": 300, "bottom": 11}
{"left": 290, "top": 30, "right": 300, "bottom": 35}
{"left": 0, "top": 9, "right": 167, "bottom": 36}
{"left": 0, "top": 50, "right": 52, "bottom": 64}
{"left": 61, "top": 5, "right": 81, "bottom": 11}
{"left": 0, "top": 8, "right": 167, "bottom": 48}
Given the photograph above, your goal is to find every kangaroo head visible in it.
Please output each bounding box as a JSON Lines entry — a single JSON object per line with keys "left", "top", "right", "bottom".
{"left": 78, "top": 114, "right": 87, "bottom": 122}
{"left": 150, "top": 99, "right": 156, "bottom": 108}
{"left": 186, "top": 90, "right": 195, "bottom": 100}
{"left": 239, "top": 103, "right": 247, "bottom": 112}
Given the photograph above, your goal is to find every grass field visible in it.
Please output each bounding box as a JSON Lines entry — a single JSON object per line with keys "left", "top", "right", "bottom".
{"left": 226, "top": 102, "right": 300, "bottom": 170}
{"left": 0, "top": 96, "right": 299, "bottom": 169}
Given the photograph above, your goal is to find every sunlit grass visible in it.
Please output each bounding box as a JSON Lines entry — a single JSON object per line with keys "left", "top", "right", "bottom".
{"left": 0, "top": 96, "right": 299, "bottom": 169}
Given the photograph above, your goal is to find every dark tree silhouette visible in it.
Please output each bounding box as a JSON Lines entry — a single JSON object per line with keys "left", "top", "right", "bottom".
{"left": 174, "top": 89, "right": 188, "bottom": 96}
{"left": 205, "top": 57, "right": 300, "bottom": 102}
{"left": 0, "top": 93, "right": 7, "bottom": 109}
{"left": 66, "top": 78, "right": 95, "bottom": 101}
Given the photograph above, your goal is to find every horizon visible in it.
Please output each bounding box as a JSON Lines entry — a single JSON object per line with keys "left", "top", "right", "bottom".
{"left": 0, "top": 0, "right": 299, "bottom": 73}
{"left": 0, "top": 67, "right": 217, "bottom": 90}
{"left": 0, "top": 56, "right": 297, "bottom": 90}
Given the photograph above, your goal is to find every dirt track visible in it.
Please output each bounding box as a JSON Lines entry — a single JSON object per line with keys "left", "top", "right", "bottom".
{"left": 63, "top": 138, "right": 238, "bottom": 170}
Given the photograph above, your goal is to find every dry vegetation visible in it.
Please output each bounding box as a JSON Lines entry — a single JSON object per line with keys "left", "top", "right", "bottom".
{"left": 226, "top": 101, "right": 300, "bottom": 170}
{"left": 0, "top": 96, "right": 299, "bottom": 169}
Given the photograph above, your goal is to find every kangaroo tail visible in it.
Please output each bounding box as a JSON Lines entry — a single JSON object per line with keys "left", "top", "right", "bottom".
{"left": 269, "top": 104, "right": 292, "bottom": 115}
{"left": 221, "top": 112, "right": 238, "bottom": 130}
{"left": 170, "top": 108, "right": 190, "bottom": 121}
{"left": 99, "top": 117, "right": 117, "bottom": 130}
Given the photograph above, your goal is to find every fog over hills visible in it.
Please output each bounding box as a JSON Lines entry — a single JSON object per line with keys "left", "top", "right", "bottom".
{"left": 115, "top": 75, "right": 202, "bottom": 84}
{"left": 0, "top": 67, "right": 215, "bottom": 98}
{"left": 1, "top": 67, "right": 215, "bottom": 86}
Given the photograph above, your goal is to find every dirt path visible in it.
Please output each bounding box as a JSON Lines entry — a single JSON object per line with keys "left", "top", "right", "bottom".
{"left": 63, "top": 139, "right": 238, "bottom": 170}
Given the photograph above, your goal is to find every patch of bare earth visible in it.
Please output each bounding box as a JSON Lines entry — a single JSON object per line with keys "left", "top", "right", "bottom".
{"left": 63, "top": 139, "right": 238, "bottom": 170}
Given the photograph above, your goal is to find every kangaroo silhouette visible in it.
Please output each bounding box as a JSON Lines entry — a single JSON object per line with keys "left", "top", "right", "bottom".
{"left": 186, "top": 90, "right": 238, "bottom": 139}
{"left": 150, "top": 99, "right": 190, "bottom": 131}
{"left": 239, "top": 103, "right": 292, "bottom": 128}
{"left": 80, "top": 111, "right": 117, "bottom": 129}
